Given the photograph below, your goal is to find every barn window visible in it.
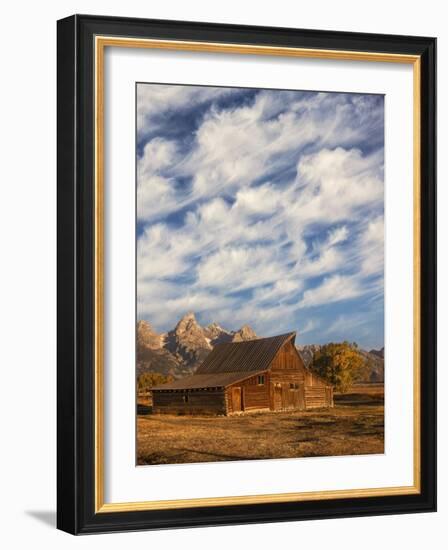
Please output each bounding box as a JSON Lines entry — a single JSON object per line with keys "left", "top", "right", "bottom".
{"left": 257, "top": 375, "right": 265, "bottom": 385}
{"left": 183, "top": 393, "right": 189, "bottom": 403}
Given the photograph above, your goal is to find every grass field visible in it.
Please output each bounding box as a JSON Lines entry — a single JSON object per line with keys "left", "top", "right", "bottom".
{"left": 137, "top": 384, "right": 384, "bottom": 465}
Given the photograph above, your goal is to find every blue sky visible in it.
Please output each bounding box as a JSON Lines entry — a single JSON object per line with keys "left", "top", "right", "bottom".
{"left": 136, "top": 84, "right": 384, "bottom": 350}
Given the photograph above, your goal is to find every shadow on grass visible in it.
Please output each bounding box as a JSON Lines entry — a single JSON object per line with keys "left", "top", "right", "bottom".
{"left": 290, "top": 418, "right": 338, "bottom": 432}
{"left": 335, "top": 394, "right": 384, "bottom": 407}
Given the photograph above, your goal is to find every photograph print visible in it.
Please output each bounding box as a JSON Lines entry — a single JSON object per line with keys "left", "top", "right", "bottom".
{"left": 136, "top": 83, "right": 385, "bottom": 466}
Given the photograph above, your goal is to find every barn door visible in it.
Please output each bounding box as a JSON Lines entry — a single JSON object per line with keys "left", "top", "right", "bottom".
{"left": 231, "top": 387, "right": 243, "bottom": 412}
{"left": 290, "top": 386, "right": 299, "bottom": 410}
{"left": 273, "top": 384, "right": 282, "bottom": 410}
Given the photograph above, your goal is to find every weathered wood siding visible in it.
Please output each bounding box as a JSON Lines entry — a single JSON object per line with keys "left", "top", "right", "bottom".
{"left": 304, "top": 369, "right": 328, "bottom": 387}
{"left": 269, "top": 382, "right": 305, "bottom": 411}
{"left": 269, "top": 340, "right": 307, "bottom": 410}
{"left": 152, "top": 389, "right": 226, "bottom": 415}
{"left": 304, "top": 385, "right": 333, "bottom": 409}
{"left": 270, "top": 340, "right": 306, "bottom": 371}
{"left": 226, "top": 374, "right": 270, "bottom": 413}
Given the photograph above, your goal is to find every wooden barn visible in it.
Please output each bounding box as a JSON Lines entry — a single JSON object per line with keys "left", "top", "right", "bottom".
{"left": 151, "top": 332, "right": 333, "bottom": 415}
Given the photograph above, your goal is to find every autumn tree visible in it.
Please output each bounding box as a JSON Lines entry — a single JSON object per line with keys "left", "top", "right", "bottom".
{"left": 310, "top": 341, "right": 366, "bottom": 393}
{"left": 137, "top": 372, "right": 174, "bottom": 392}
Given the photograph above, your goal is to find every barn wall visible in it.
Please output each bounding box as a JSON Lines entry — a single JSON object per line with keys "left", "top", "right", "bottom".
{"left": 270, "top": 340, "right": 306, "bottom": 371}
{"left": 305, "top": 370, "right": 328, "bottom": 387}
{"left": 152, "top": 389, "right": 226, "bottom": 415}
{"left": 269, "top": 382, "right": 305, "bottom": 411}
{"left": 268, "top": 340, "right": 307, "bottom": 410}
{"left": 226, "top": 374, "right": 270, "bottom": 413}
{"left": 304, "top": 385, "right": 333, "bottom": 408}
{"left": 268, "top": 341, "right": 334, "bottom": 410}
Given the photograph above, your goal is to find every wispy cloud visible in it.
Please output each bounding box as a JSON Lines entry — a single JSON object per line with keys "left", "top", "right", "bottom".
{"left": 136, "top": 84, "right": 384, "bottom": 348}
{"left": 300, "top": 319, "right": 318, "bottom": 334}
{"left": 297, "top": 275, "right": 365, "bottom": 309}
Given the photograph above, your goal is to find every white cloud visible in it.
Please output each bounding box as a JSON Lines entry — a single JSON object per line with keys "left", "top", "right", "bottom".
{"left": 212, "top": 301, "right": 296, "bottom": 336}
{"left": 298, "top": 247, "right": 344, "bottom": 278}
{"left": 135, "top": 86, "right": 384, "bottom": 339}
{"left": 137, "top": 90, "right": 384, "bottom": 229}
{"left": 138, "top": 137, "right": 178, "bottom": 175}
{"left": 137, "top": 138, "right": 181, "bottom": 220}
{"left": 324, "top": 313, "right": 369, "bottom": 337}
{"left": 298, "top": 275, "right": 364, "bottom": 309}
{"left": 137, "top": 223, "right": 192, "bottom": 279}
{"left": 287, "top": 147, "right": 384, "bottom": 227}
{"left": 137, "top": 175, "right": 177, "bottom": 221}
{"left": 233, "top": 184, "right": 286, "bottom": 216}
{"left": 196, "top": 246, "right": 287, "bottom": 292}
{"left": 326, "top": 225, "right": 349, "bottom": 247}
{"left": 253, "top": 279, "right": 303, "bottom": 304}
{"left": 173, "top": 92, "right": 383, "bottom": 208}
{"left": 137, "top": 85, "right": 234, "bottom": 136}
{"left": 359, "top": 216, "right": 384, "bottom": 276}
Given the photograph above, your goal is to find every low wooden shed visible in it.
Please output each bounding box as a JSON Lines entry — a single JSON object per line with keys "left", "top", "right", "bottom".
{"left": 151, "top": 332, "right": 333, "bottom": 415}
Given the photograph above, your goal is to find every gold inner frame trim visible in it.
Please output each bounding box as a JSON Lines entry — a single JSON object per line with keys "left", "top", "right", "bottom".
{"left": 94, "top": 35, "right": 421, "bottom": 513}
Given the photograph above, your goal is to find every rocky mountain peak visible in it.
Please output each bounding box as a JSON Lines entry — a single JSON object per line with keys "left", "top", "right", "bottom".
{"left": 173, "top": 311, "right": 205, "bottom": 339}
{"left": 369, "top": 347, "right": 384, "bottom": 359}
{"left": 206, "top": 321, "right": 224, "bottom": 332}
{"left": 178, "top": 311, "right": 197, "bottom": 323}
{"left": 231, "top": 324, "right": 257, "bottom": 342}
{"left": 203, "top": 322, "right": 232, "bottom": 345}
{"left": 165, "top": 312, "right": 211, "bottom": 369}
{"left": 137, "top": 320, "right": 163, "bottom": 350}
{"left": 137, "top": 315, "right": 259, "bottom": 378}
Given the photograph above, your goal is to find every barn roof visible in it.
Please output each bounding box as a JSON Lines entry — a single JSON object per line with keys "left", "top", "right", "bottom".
{"left": 151, "top": 371, "right": 260, "bottom": 391}
{"left": 196, "top": 332, "right": 296, "bottom": 375}
{"left": 151, "top": 332, "right": 296, "bottom": 391}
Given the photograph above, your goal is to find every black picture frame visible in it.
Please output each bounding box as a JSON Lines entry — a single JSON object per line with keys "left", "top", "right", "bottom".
{"left": 57, "top": 14, "right": 436, "bottom": 534}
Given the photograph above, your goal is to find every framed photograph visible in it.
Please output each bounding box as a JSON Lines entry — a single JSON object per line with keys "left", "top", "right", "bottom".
{"left": 57, "top": 14, "right": 436, "bottom": 534}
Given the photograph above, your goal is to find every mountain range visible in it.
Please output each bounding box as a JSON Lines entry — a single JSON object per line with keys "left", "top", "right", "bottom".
{"left": 137, "top": 313, "right": 384, "bottom": 382}
{"left": 136, "top": 312, "right": 258, "bottom": 377}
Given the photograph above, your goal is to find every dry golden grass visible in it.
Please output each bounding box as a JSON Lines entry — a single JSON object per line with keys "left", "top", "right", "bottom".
{"left": 137, "top": 386, "right": 384, "bottom": 465}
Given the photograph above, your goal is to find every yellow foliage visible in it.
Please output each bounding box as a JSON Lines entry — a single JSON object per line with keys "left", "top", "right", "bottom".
{"left": 138, "top": 371, "right": 174, "bottom": 391}
{"left": 310, "top": 341, "right": 366, "bottom": 392}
